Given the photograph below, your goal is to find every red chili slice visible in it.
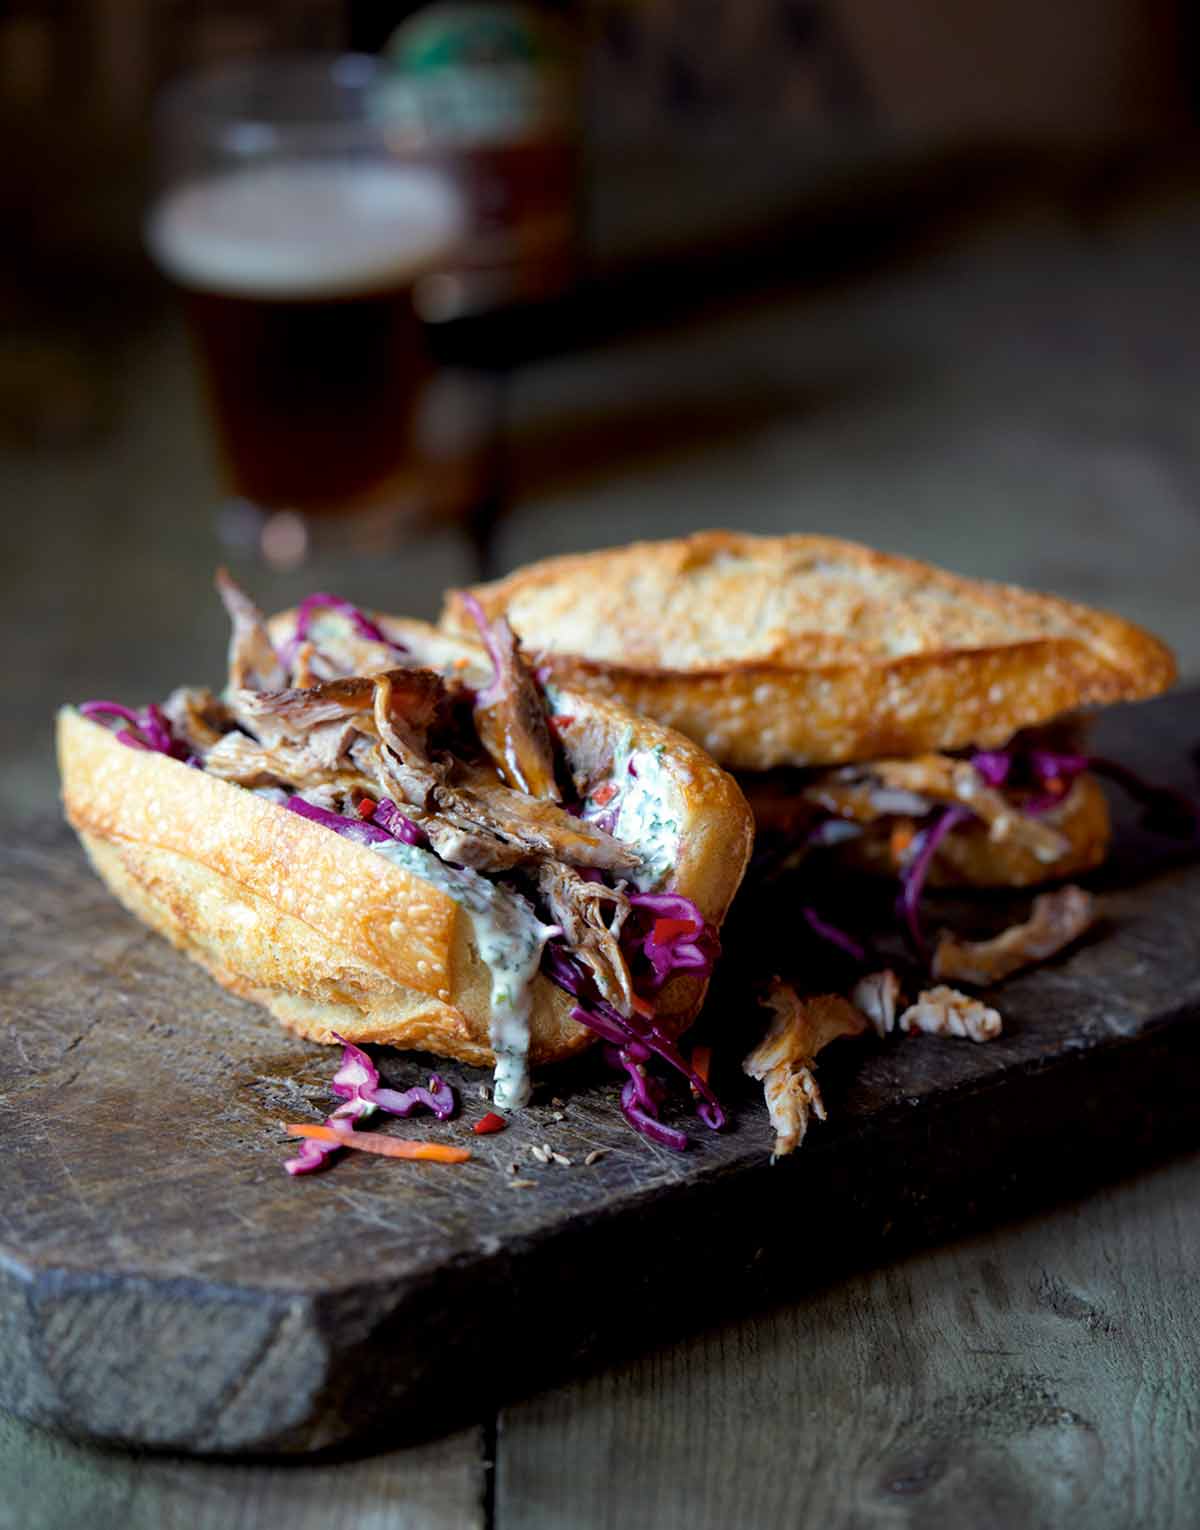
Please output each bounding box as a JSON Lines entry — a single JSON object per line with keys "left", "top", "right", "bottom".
{"left": 473, "top": 1111, "right": 507, "bottom": 1135}
{"left": 652, "top": 916, "right": 696, "bottom": 944}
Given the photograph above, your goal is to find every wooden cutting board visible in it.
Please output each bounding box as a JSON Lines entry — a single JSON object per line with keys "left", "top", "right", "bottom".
{"left": 2, "top": 691, "right": 1199, "bottom": 1457}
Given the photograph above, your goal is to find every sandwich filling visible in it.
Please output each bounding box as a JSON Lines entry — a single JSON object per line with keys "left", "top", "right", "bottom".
{"left": 78, "top": 575, "right": 722, "bottom": 1142}
{"left": 740, "top": 727, "right": 1196, "bottom": 972}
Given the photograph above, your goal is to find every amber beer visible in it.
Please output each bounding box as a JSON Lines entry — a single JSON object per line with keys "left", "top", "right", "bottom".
{"left": 148, "top": 161, "right": 462, "bottom": 518}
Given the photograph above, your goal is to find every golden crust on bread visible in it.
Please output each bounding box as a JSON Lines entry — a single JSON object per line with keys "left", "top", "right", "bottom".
{"left": 444, "top": 532, "right": 1177, "bottom": 770}
{"left": 57, "top": 652, "right": 753, "bottom": 1066}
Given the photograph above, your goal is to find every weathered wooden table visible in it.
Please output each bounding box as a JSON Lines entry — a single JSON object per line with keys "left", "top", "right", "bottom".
{"left": 4, "top": 168, "right": 1200, "bottom": 1527}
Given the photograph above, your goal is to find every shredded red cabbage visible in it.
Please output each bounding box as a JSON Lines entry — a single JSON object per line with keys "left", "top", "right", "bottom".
{"left": 330, "top": 1034, "right": 457, "bottom": 1120}
{"left": 284, "top": 1100, "right": 363, "bottom": 1175}
{"left": 970, "top": 750, "right": 1012, "bottom": 787}
{"left": 284, "top": 795, "right": 395, "bottom": 846}
{"left": 897, "top": 804, "right": 972, "bottom": 959}
{"left": 284, "top": 1036, "right": 457, "bottom": 1175}
{"left": 546, "top": 941, "right": 725, "bottom": 1146}
{"left": 625, "top": 890, "right": 719, "bottom": 990}
{"left": 974, "top": 747, "right": 1199, "bottom": 839}
{"left": 80, "top": 700, "right": 191, "bottom": 761}
{"left": 370, "top": 797, "right": 427, "bottom": 847}
{"left": 294, "top": 592, "right": 395, "bottom": 647}
{"left": 279, "top": 592, "right": 408, "bottom": 671}
{"left": 606, "top": 1045, "right": 689, "bottom": 1151}
{"left": 800, "top": 906, "right": 866, "bottom": 963}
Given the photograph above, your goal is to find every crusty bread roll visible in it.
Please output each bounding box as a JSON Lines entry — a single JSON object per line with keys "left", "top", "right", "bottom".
{"left": 57, "top": 651, "right": 753, "bottom": 1071}
{"left": 443, "top": 531, "right": 1176, "bottom": 771}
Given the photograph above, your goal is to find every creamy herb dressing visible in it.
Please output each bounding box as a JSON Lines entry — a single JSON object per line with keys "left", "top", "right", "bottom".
{"left": 371, "top": 840, "right": 556, "bottom": 1110}
{"left": 583, "top": 731, "right": 681, "bottom": 891}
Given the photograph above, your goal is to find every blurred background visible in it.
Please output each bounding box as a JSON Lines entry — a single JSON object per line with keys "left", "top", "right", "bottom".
{"left": 4, "top": 0, "right": 1200, "bottom": 816}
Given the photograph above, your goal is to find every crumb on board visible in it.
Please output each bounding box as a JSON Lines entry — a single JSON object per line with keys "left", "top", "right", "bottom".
{"left": 584, "top": 1148, "right": 612, "bottom": 1166}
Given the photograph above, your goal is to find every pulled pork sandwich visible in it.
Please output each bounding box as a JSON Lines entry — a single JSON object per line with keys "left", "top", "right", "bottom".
{"left": 58, "top": 573, "right": 753, "bottom": 1152}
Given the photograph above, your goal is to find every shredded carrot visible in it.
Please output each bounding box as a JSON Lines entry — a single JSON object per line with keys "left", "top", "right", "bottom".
{"left": 652, "top": 916, "right": 696, "bottom": 944}
{"left": 284, "top": 1125, "right": 470, "bottom": 1163}
{"left": 630, "top": 993, "right": 656, "bottom": 1019}
{"left": 890, "top": 822, "right": 916, "bottom": 861}
{"left": 691, "top": 1045, "right": 712, "bottom": 1085}
{"left": 591, "top": 780, "right": 618, "bottom": 807}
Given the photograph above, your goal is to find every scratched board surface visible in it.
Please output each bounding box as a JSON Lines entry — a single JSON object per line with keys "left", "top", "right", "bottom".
{"left": 1, "top": 691, "right": 1199, "bottom": 1455}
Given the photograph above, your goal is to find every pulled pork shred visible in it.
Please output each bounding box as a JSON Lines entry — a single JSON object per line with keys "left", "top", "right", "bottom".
{"left": 931, "top": 886, "right": 1095, "bottom": 985}
{"left": 205, "top": 571, "right": 640, "bottom": 878}
{"left": 899, "top": 986, "right": 1002, "bottom": 1042}
{"left": 470, "top": 611, "right": 562, "bottom": 801}
{"left": 743, "top": 980, "right": 867, "bottom": 1158}
{"left": 535, "top": 862, "right": 633, "bottom": 1016}
{"left": 216, "top": 567, "right": 286, "bottom": 691}
{"left": 851, "top": 969, "right": 902, "bottom": 1039}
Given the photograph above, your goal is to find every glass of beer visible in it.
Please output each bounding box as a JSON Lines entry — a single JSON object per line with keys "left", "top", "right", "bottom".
{"left": 146, "top": 54, "right": 466, "bottom": 559}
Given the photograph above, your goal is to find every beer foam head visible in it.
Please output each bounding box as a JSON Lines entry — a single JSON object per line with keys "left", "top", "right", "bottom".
{"left": 147, "top": 161, "right": 463, "bottom": 299}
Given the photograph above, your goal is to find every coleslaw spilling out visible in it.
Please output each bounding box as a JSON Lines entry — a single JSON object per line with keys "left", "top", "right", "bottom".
{"left": 284, "top": 1035, "right": 458, "bottom": 1176}
{"left": 79, "top": 700, "right": 194, "bottom": 763}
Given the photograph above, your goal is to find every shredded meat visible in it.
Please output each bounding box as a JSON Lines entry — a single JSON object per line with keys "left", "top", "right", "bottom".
{"left": 851, "top": 969, "right": 902, "bottom": 1038}
{"left": 443, "top": 775, "right": 639, "bottom": 872}
{"left": 350, "top": 734, "right": 441, "bottom": 814}
{"left": 422, "top": 815, "right": 530, "bottom": 872}
{"left": 216, "top": 568, "right": 287, "bottom": 692}
{"left": 535, "top": 863, "right": 633, "bottom": 1015}
{"left": 743, "top": 981, "right": 867, "bottom": 1157}
{"left": 161, "top": 687, "right": 232, "bottom": 753}
{"left": 804, "top": 753, "right": 1070, "bottom": 864}
{"left": 473, "top": 617, "right": 561, "bottom": 801}
{"left": 212, "top": 583, "right": 639, "bottom": 876}
{"left": 203, "top": 728, "right": 370, "bottom": 792}
{"left": 899, "top": 985, "right": 1001, "bottom": 1042}
{"left": 932, "top": 886, "right": 1095, "bottom": 985}
{"left": 372, "top": 671, "right": 449, "bottom": 806}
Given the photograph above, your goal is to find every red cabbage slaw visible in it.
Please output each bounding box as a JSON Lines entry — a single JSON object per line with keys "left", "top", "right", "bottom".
{"left": 800, "top": 906, "right": 867, "bottom": 964}
{"left": 285, "top": 1034, "right": 457, "bottom": 1175}
{"left": 972, "top": 746, "right": 1200, "bottom": 834}
{"left": 543, "top": 937, "right": 725, "bottom": 1149}
{"left": 896, "top": 804, "right": 972, "bottom": 960}
{"left": 79, "top": 700, "right": 195, "bottom": 764}
{"left": 284, "top": 794, "right": 425, "bottom": 849}
{"left": 278, "top": 592, "right": 409, "bottom": 670}
{"left": 626, "top": 891, "right": 719, "bottom": 990}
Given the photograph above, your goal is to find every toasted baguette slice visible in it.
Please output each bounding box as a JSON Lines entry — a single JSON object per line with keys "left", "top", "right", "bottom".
{"left": 443, "top": 532, "right": 1176, "bottom": 771}
{"left": 57, "top": 651, "right": 753, "bottom": 1072}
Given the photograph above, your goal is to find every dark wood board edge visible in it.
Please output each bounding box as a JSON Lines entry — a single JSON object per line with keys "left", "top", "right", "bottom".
{"left": 4, "top": 996, "right": 1198, "bottom": 1457}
